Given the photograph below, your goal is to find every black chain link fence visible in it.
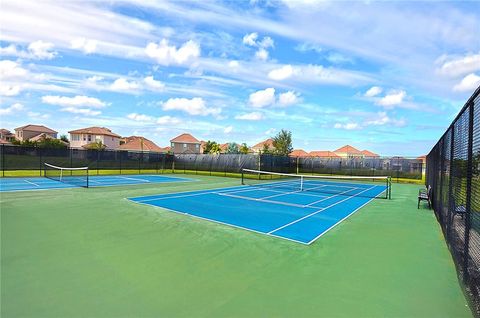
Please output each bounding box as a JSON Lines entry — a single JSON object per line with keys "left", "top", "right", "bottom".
{"left": 0, "top": 145, "right": 423, "bottom": 181}
{"left": 426, "top": 86, "right": 480, "bottom": 317}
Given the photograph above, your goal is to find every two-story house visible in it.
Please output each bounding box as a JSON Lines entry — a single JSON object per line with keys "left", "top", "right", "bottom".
{"left": 118, "top": 136, "right": 164, "bottom": 152}
{"left": 69, "top": 127, "right": 121, "bottom": 149}
{"left": 0, "top": 129, "right": 16, "bottom": 143}
{"left": 251, "top": 138, "right": 274, "bottom": 154}
{"left": 170, "top": 133, "right": 201, "bottom": 154}
{"left": 14, "top": 125, "right": 57, "bottom": 141}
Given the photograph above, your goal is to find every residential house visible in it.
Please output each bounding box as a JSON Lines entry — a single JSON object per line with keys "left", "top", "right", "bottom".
{"left": 69, "top": 127, "right": 121, "bottom": 149}
{"left": 333, "top": 145, "right": 364, "bottom": 158}
{"left": 118, "top": 136, "right": 164, "bottom": 152}
{"left": 360, "top": 150, "right": 380, "bottom": 158}
{"left": 170, "top": 133, "right": 202, "bottom": 154}
{"left": 309, "top": 151, "right": 340, "bottom": 158}
{"left": 289, "top": 149, "right": 309, "bottom": 157}
{"left": 0, "top": 129, "right": 15, "bottom": 142}
{"left": 14, "top": 124, "right": 57, "bottom": 141}
{"left": 251, "top": 138, "right": 274, "bottom": 154}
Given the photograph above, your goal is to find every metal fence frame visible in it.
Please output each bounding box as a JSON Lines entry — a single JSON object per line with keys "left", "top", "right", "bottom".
{"left": 426, "top": 86, "right": 480, "bottom": 317}
{"left": 0, "top": 144, "right": 424, "bottom": 181}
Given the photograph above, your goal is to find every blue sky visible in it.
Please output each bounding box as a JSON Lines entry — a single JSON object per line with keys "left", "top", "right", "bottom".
{"left": 0, "top": 0, "right": 479, "bottom": 156}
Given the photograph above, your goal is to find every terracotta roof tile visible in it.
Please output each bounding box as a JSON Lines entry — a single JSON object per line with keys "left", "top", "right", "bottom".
{"left": 333, "top": 145, "right": 362, "bottom": 154}
{"left": 170, "top": 133, "right": 200, "bottom": 143}
{"left": 15, "top": 124, "right": 57, "bottom": 134}
{"left": 118, "top": 136, "right": 163, "bottom": 152}
{"left": 252, "top": 138, "right": 274, "bottom": 150}
{"left": 68, "top": 126, "right": 121, "bottom": 138}
{"left": 309, "top": 151, "right": 340, "bottom": 157}
{"left": 360, "top": 150, "right": 379, "bottom": 157}
{"left": 289, "top": 149, "right": 309, "bottom": 157}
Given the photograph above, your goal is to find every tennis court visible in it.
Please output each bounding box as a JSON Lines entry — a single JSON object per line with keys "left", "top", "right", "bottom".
{"left": 0, "top": 174, "right": 193, "bottom": 192}
{"left": 129, "top": 170, "right": 390, "bottom": 244}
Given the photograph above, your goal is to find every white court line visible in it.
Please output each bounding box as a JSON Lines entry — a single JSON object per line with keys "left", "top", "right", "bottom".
{"left": 269, "top": 185, "right": 378, "bottom": 235}
{"left": 24, "top": 180, "right": 40, "bottom": 187}
{"left": 125, "top": 198, "right": 309, "bottom": 245}
{"left": 305, "top": 187, "right": 386, "bottom": 245}
{"left": 258, "top": 184, "right": 328, "bottom": 200}
{"left": 116, "top": 176, "right": 151, "bottom": 183}
{"left": 217, "top": 192, "right": 315, "bottom": 209}
{"left": 304, "top": 186, "right": 363, "bottom": 206}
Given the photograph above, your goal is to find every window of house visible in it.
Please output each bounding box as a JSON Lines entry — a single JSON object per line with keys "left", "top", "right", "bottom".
{"left": 195, "top": 144, "right": 199, "bottom": 149}
{"left": 183, "top": 143, "right": 187, "bottom": 148}
{"left": 88, "top": 135, "right": 92, "bottom": 142}
{"left": 171, "top": 142, "right": 174, "bottom": 147}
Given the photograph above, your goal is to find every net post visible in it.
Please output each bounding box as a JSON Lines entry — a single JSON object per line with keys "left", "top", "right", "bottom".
{"left": 241, "top": 169, "right": 244, "bottom": 185}
{"left": 388, "top": 176, "right": 392, "bottom": 199}
{"left": 86, "top": 167, "right": 89, "bottom": 188}
{"left": 300, "top": 175, "right": 304, "bottom": 191}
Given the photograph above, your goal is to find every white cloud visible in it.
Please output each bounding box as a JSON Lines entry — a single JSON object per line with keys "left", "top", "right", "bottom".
{"left": 0, "top": 102, "right": 24, "bottom": 115}
{"left": 235, "top": 112, "right": 264, "bottom": 120}
{"left": 61, "top": 107, "right": 101, "bottom": 116}
{"left": 0, "top": 84, "right": 21, "bottom": 96}
{"left": 268, "top": 65, "right": 294, "bottom": 80}
{"left": 255, "top": 48, "right": 269, "bottom": 61}
{"left": 0, "top": 41, "right": 57, "bottom": 60}
{"left": 376, "top": 90, "right": 406, "bottom": 107}
{"left": 278, "top": 91, "right": 300, "bottom": 106}
{"left": 70, "top": 37, "right": 97, "bottom": 54}
{"left": 110, "top": 78, "right": 140, "bottom": 92}
{"left": 453, "top": 73, "right": 480, "bottom": 92}
{"left": 127, "top": 113, "right": 154, "bottom": 122}
{"left": 41, "top": 95, "right": 107, "bottom": 108}
{"left": 28, "top": 40, "right": 57, "bottom": 59}
{"left": 162, "top": 97, "right": 220, "bottom": 116}
{"left": 438, "top": 53, "right": 480, "bottom": 78}
{"left": 224, "top": 125, "right": 233, "bottom": 133}
{"left": 243, "top": 32, "right": 258, "bottom": 46}
{"left": 364, "top": 86, "right": 383, "bottom": 97}
{"left": 144, "top": 76, "right": 165, "bottom": 90}
{"left": 145, "top": 39, "right": 200, "bottom": 65}
{"left": 0, "top": 60, "right": 28, "bottom": 79}
{"left": 157, "top": 115, "right": 180, "bottom": 125}
{"left": 28, "top": 111, "right": 50, "bottom": 120}
{"left": 334, "top": 122, "right": 360, "bottom": 130}
{"left": 249, "top": 88, "right": 275, "bottom": 107}
{"left": 295, "top": 42, "right": 323, "bottom": 53}
{"left": 265, "top": 128, "right": 276, "bottom": 135}
{"left": 364, "top": 112, "right": 406, "bottom": 127}
{"left": 228, "top": 60, "right": 240, "bottom": 68}
{"left": 259, "top": 36, "right": 274, "bottom": 49}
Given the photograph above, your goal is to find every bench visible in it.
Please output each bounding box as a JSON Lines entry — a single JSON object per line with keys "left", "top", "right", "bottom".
{"left": 418, "top": 185, "right": 432, "bottom": 209}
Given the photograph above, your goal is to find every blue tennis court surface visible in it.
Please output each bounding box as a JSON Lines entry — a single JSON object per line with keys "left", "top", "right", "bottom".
{"left": 128, "top": 179, "right": 388, "bottom": 245}
{"left": 0, "top": 175, "right": 192, "bottom": 192}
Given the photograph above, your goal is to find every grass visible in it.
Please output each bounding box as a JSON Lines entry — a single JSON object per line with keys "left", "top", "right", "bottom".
{"left": 0, "top": 174, "right": 471, "bottom": 317}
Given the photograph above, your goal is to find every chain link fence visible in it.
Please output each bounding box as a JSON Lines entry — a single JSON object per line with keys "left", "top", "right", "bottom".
{"left": 0, "top": 145, "right": 423, "bottom": 181}
{"left": 426, "top": 86, "right": 480, "bottom": 316}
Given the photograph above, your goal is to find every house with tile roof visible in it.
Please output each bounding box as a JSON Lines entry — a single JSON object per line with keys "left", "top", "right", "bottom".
{"left": 251, "top": 138, "right": 274, "bottom": 153}
{"left": 0, "top": 129, "right": 15, "bottom": 143}
{"left": 333, "top": 145, "right": 364, "bottom": 158}
{"left": 170, "top": 133, "right": 201, "bottom": 154}
{"left": 360, "top": 150, "right": 380, "bottom": 158}
{"left": 309, "top": 151, "right": 340, "bottom": 158}
{"left": 289, "top": 149, "right": 309, "bottom": 157}
{"left": 118, "top": 136, "right": 164, "bottom": 152}
{"left": 14, "top": 124, "right": 57, "bottom": 142}
{"left": 69, "top": 127, "right": 121, "bottom": 149}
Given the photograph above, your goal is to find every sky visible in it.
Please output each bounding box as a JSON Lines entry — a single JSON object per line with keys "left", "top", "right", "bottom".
{"left": 0, "top": 0, "right": 479, "bottom": 156}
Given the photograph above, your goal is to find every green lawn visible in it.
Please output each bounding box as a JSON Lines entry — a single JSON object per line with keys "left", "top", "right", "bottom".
{"left": 0, "top": 174, "right": 471, "bottom": 317}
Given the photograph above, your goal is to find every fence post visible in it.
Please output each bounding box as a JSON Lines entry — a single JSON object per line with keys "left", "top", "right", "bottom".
{"left": 38, "top": 147, "right": 42, "bottom": 176}
{"left": 447, "top": 126, "right": 455, "bottom": 242}
{"left": 462, "top": 102, "right": 474, "bottom": 282}
{"left": 1, "top": 144, "right": 4, "bottom": 177}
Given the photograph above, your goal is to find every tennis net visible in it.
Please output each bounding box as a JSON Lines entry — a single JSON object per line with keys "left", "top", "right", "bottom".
{"left": 44, "top": 163, "right": 89, "bottom": 188}
{"left": 241, "top": 169, "right": 391, "bottom": 199}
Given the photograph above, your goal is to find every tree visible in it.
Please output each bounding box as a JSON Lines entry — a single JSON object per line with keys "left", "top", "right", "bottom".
{"left": 84, "top": 140, "right": 106, "bottom": 150}
{"left": 261, "top": 143, "right": 271, "bottom": 154}
{"left": 209, "top": 143, "right": 221, "bottom": 154}
{"left": 272, "top": 129, "right": 293, "bottom": 156}
{"left": 239, "top": 143, "right": 249, "bottom": 154}
{"left": 226, "top": 142, "right": 239, "bottom": 154}
{"left": 60, "top": 134, "right": 69, "bottom": 143}
{"left": 37, "top": 138, "right": 67, "bottom": 149}
{"left": 203, "top": 140, "right": 217, "bottom": 154}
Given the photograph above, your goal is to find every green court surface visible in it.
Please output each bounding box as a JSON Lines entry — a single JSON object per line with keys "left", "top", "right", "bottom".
{"left": 0, "top": 174, "right": 472, "bottom": 317}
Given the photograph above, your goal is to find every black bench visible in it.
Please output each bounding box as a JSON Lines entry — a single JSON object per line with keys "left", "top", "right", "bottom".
{"left": 418, "top": 185, "right": 431, "bottom": 209}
